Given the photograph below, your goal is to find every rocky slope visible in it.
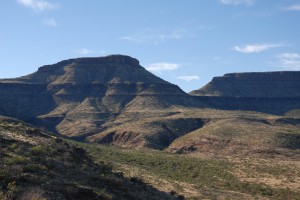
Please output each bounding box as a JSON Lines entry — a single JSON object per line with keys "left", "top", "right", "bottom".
{"left": 0, "top": 116, "right": 180, "bottom": 200}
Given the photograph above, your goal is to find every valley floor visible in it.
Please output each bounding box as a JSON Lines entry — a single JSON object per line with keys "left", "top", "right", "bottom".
{"left": 75, "top": 142, "right": 300, "bottom": 200}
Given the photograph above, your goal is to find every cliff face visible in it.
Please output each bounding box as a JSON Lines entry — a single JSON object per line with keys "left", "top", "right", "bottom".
{"left": 0, "top": 55, "right": 199, "bottom": 140}
{"left": 190, "top": 71, "right": 300, "bottom": 97}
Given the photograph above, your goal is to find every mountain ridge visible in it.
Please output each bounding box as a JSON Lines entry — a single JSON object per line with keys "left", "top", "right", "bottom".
{"left": 0, "top": 55, "right": 299, "bottom": 151}
{"left": 0, "top": 55, "right": 201, "bottom": 143}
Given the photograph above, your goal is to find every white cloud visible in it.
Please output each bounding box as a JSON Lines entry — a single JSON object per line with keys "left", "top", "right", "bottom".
{"left": 120, "top": 28, "right": 189, "bottom": 44}
{"left": 278, "top": 53, "right": 300, "bottom": 70}
{"left": 146, "top": 63, "right": 180, "bottom": 73}
{"left": 284, "top": 4, "right": 300, "bottom": 11}
{"left": 280, "top": 53, "right": 300, "bottom": 59}
{"left": 42, "top": 18, "right": 57, "bottom": 27}
{"left": 76, "top": 48, "right": 94, "bottom": 55}
{"left": 177, "top": 75, "right": 200, "bottom": 82}
{"left": 220, "top": 0, "right": 254, "bottom": 6}
{"left": 234, "top": 43, "right": 283, "bottom": 53}
{"left": 17, "top": 0, "right": 57, "bottom": 12}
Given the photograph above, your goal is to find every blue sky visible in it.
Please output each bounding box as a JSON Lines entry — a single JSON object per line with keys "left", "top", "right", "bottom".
{"left": 1, "top": 0, "right": 300, "bottom": 92}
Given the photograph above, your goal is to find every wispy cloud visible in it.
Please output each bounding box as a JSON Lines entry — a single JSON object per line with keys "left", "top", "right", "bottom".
{"left": 234, "top": 43, "right": 283, "bottom": 53}
{"left": 41, "top": 18, "right": 57, "bottom": 27}
{"left": 17, "top": 0, "right": 57, "bottom": 12}
{"left": 146, "top": 63, "right": 180, "bottom": 73}
{"left": 76, "top": 48, "right": 94, "bottom": 55}
{"left": 278, "top": 53, "right": 300, "bottom": 70}
{"left": 220, "top": 0, "right": 254, "bottom": 6}
{"left": 284, "top": 4, "right": 300, "bottom": 11}
{"left": 177, "top": 75, "right": 200, "bottom": 82}
{"left": 120, "top": 28, "right": 189, "bottom": 44}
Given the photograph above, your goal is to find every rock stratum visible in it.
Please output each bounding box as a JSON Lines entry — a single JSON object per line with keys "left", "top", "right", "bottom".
{"left": 0, "top": 55, "right": 300, "bottom": 154}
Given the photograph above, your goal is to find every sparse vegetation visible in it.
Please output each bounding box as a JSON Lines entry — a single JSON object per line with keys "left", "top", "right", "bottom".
{"left": 0, "top": 117, "right": 179, "bottom": 200}
{"left": 74, "top": 142, "right": 300, "bottom": 199}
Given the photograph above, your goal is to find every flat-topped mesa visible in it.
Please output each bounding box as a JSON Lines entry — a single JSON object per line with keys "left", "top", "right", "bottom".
{"left": 14, "top": 55, "right": 165, "bottom": 85}
{"left": 190, "top": 71, "right": 300, "bottom": 97}
{"left": 0, "top": 55, "right": 199, "bottom": 138}
{"left": 219, "top": 71, "right": 300, "bottom": 81}
{"left": 38, "top": 54, "right": 140, "bottom": 73}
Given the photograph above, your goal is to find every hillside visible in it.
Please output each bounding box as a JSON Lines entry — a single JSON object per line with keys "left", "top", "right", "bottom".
{"left": 77, "top": 142, "right": 300, "bottom": 200}
{"left": 0, "top": 116, "right": 179, "bottom": 200}
{"left": 2, "top": 117, "right": 299, "bottom": 200}
{"left": 91, "top": 108, "right": 300, "bottom": 159}
{"left": 167, "top": 116, "right": 300, "bottom": 158}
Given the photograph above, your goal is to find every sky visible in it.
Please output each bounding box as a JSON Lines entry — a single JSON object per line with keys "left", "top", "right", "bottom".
{"left": 1, "top": 0, "right": 300, "bottom": 92}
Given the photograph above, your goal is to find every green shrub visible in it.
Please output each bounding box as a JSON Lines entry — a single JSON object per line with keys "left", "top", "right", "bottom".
{"left": 30, "top": 145, "right": 44, "bottom": 155}
{"left": 23, "top": 164, "right": 47, "bottom": 173}
{"left": 4, "top": 156, "right": 27, "bottom": 165}
{"left": 8, "top": 143, "right": 18, "bottom": 151}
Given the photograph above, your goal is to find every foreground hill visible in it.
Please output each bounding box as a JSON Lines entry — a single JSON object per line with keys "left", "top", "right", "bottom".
{"left": 0, "top": 116, "right": 179, "bottom": 200}
{"left": 1, "top": 116, "right": 299, "bottom": 199}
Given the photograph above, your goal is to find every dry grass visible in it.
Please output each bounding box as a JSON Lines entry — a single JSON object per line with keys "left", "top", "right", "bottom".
{"left": 232, "top": 158, "right": 300, "bottom": 192}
